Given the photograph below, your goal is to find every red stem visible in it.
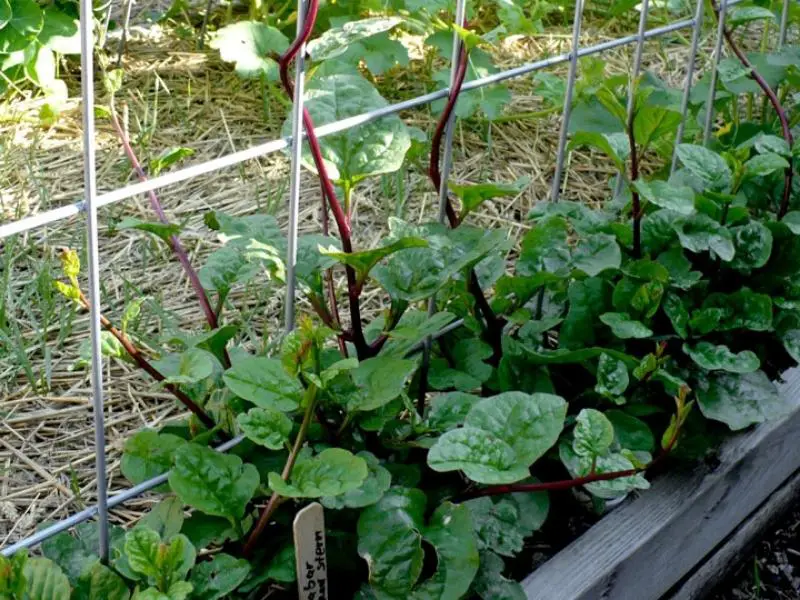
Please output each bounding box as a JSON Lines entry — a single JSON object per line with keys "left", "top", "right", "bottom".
{"left": 713, "top": 2, "right": 794, "bottom": 218}
{"left": 276, "top": 1, "right": 370, "bottom": 358}
{"left": 627, "top": 105, "right": 642, "bottom": 258}
{"left": 109, "top": 112, "right": 223, "bottom": 341}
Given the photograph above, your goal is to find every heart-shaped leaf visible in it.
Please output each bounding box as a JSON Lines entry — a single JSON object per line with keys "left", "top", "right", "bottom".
{"left": 633, "top": 180, "right": 695, "bottom": 215}
{"left": 600, "top": 312, "right": 653, "bottom": 339}
{"left": 683, "top": 342, "right": 761, "bottom": 373}
{"left": 307, "top": 16, "right": 402, "bottom": 62}
{"left": 268, "top": 448, "right": 368, "bottom": 498}
{"left": 237, "top": 407, "right": 293, "bottom": 449}
{"left": 223, "top": 356, "right": 303, "bottom": 411}
{"left": 210, "top": 21, "right": 289, "bottom": 79}
{"left": 697, "top": 371, "right": 789, "bottom": 430}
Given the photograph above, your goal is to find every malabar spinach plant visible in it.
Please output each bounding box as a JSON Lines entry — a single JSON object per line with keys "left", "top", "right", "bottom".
{"left": 6, "top": 2, "right": 800, "bottom": 599}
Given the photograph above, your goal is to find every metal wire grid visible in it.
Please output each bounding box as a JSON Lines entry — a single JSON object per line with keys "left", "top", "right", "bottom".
{"left": 0, "top": 0, "right": 788, "bottom": 560}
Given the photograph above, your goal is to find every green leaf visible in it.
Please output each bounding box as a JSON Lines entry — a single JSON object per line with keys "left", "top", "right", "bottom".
{"left": 307, "top": 17, "right": 402, "bottom": 61}
{"left": 209, "top": 21, "right": 289, "bottom": 79}
{"left": 606, "top": 410, "right": 655, "bottom": 452}
{"left": 600, "top": 312, "right": 653, "bottom": 339}
{"left": 180, "top": 514, "right": 242, "bottom": 549}
{"left": 236, "top": 407, "right": 292, "bottom": 450}
{"left": 595, "top": 353, "right": 629, "bottom": 397}
{"left": 560, "top": 277, "right": 609, "bottom": 349}
{"left": 573, "top": 409, "right": 614, "bottom": 458}
{"left": 729, "top": 5, "right": 775, "bottom": 27}
{"left": 223, "top": 356, "right": 303, "bottom": 411}
{"left": 41, "top": 523, "right": 126, "bottom": 586}
{"left": 568, "top": 131, "right": 630, "bottom": 170}
{"left": 118, "top": 218, "right": 180, "bottom": 245}
{"left": 39, "top": 7, "right": 79, "bottom": 54}
{"left": 348, "top": 356, "right": 417, "bottom": 412}
{"left": 357, "top": 487, "right": 426, "bottom": 597}
{"left": 697, "top": 371, "right": 790, "bottom": 431}
{"left": 268, "top": 448, "right": 368, "bottom": 498}
{"left": 121, "top": 431, "right": 186, "bottom": 488}
{"left": 23, "top": 558, "right": 69, "bottom": 600}
{"left": 322, "top": 451, "right": 392, "bottom": 509}
{"left": 73, "top": 562, "right": 130, "bottom": 600}
{"left": 381, "top": 311, "right": 457, "bottom": 357}
{"left": 676, "top": 144, "right": 732, "bottom": 191}
{"left": 633, "top": 180, "right": 695, "bottom": 215}
{"left": 429, "top": 338, "right": 493, "bottom": 392}
{"left": 782, "top": 211, "right": 800, "bottom": 234}
{"left": 123, "top": 528, "right": 161, "bottom": 579}
{"left": 657, "top": 247, "right": 703, "bottom": 289}
{"left": 411, "top": 502, "right": 479, "bottom": 599}
{"left": 149, "top": 147, "right": 194, "bottom": 176}
{"left": 559, "top": 443, "right": 650, "bottom": 499}
{"left": 0, "top": 551, "right": 27, "bottom": 598}
{"left": 471, "top": 552, "right": 525, "bottom": 600}
{"left": 286, "top": 74, "right": 410, "bottom": 183}
{"left": 633, "top": 104, "right": 681, "bottom": 150}
{"left": 319, "top": 237, "right": 427, "bottom": 285}
{"left": 9, "top": 0, "right": 42, "bottom": 34}
{"left": 517, "top": 215, "right": 570, "bottom": 276}
{"left": 464, "top": 491, "right": 548, "bottom": 558}
{"left": 449, "top": 177, "right": 530, "bottom": 220}
{"left": 187, "top": 554, "right": 250, "bottom": 600}
{"left": 683, "top": 342, "right": 760, "bottom": 373}
{"left": 744, "top": 152, "right": 789, "bottom": 178}
{"left": 169, "top": 444, "right": 259, "bottom": 521}
{"left": 151, "top": 349, "right": 214, "bottom": 386}
{"left": 703, "top": 289, "right": 773, "bottom": 331}
{"left": 571, "top": 233, "right": 622, "bottom": 277}
{"left": 426, "top": 392, "right": 481, "bottom": 432}
{"left": 0, "top": 0, "right": 10, "bottom": 28}
{"left": 674, "top": 213, "right": 735, "bottom": 261}
{"left": 663, "top": 292, "right": 690, "bottom": 338}
{"left": 428, "top": 392, "right": 566, "bottom": 484}
{"left": 138, "top": 497, "right": 184, "bottom": 542}
{"left": 731, "top": 220, "right": 772, "bottom": 271}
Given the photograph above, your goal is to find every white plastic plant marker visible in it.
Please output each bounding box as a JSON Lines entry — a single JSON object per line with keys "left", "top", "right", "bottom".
{"left": 293, "top": 502, "right": 329, "bottom": 599}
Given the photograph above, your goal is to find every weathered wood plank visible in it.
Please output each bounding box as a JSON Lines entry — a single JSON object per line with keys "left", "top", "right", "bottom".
{"left": 522, "top": 368, "right": 800, "bottom": 600}
{"left": 667, "top": 467, "right": 800, "bottom": 599}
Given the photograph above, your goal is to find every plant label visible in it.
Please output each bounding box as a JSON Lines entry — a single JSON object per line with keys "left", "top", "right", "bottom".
{"left": 293, "top": 502, "right": 328, "bottom": 600}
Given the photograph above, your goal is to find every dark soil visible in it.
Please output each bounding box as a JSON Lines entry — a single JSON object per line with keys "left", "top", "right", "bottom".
{"left": 712, "top": 504, "right": 800, "bottom": 600}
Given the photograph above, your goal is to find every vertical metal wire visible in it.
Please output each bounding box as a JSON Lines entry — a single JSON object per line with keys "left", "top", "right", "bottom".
{"left": 116, "top": 0, "right": 134, "bottom": 67}
{"left": 779, "top": 0, "right": 791, "bottom": 48}
{"left": 671, "top": 0, "right": 705, "bottom": 174}
{"left": 79, "top": 0, "right": 110, "bottom": 562}
{"left": 614, "top": 0, "right": 650, "bottom": 197}
{"left": 703, "top": 0, "right": 728, "bottom": 146}
{"left": 283, "top": 0, "right": 307, "bottom": 333}
{"left": 550, "top": 0, "right": 585, "bottom": 202}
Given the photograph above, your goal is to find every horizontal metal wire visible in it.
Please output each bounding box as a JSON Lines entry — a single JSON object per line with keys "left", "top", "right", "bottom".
{"left": 0, "top": 316, "right": 465, "bottom": 555}
{"left": 0, "top": 12, "right": 726, "bottom": 242}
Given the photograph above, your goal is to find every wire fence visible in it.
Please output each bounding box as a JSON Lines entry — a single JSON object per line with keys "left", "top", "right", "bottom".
{"left": 0, "top": 0, "right": 788, "bottom": 561}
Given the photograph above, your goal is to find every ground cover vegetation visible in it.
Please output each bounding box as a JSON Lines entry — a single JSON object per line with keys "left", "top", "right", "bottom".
{"left": 4, "top": 0, "right": 800, "bottom": 598}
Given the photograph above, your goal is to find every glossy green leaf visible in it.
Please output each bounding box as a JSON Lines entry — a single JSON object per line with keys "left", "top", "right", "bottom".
{"left": 783, "top": 329, "right": 800, "bottom": 363}
{"left": 676, "top": 144, "right": 732, "bottom": 191}
{"left": 268, "top": 448, "right": 368, "bottom": 498}
{"left": 210, "top": 21, "right": 289, "bottom": 79}
{"left": 449, "top": 177, "right": 530, "bottom": 220}
{"left": 571, "top": 233, "right": 621, "bottom": 276}
{"left": 595, "top": 352, "right": 629, "bottom": 397}
{"left": 121, "top": 431, "right": 186, "bottom": 488}
{"left": 729, "top": 5, "right": 775, "bottom": 27}
{"left": 180, "top": 514, "right": 242, "bottom": 550}
{"left": 73, "top": 562, "right": 130, "bottom": 600}
{"left": 559, "top": 443, "right": 650, "bottom": 499}
{"left": 319, "top": 237, "right": 427, "bottom": 285}
{"left": 464, "top": 490, "right": 548, "bottom": 557}
{"left": 138, "top": 497, "right": 184, "bottom": 542}
{"left": 657, "top": 247, "right": 703, "bottom": 289}
{"left": 600, "top": 312, "right": 653, "bottom": 339}
{"left": 187, "top": 554, "right": 250, "bottom": 600}
{"left": 149, "top": 147, "right": 194, "bottom": 176}
{"left": 380, "top": 311, "right": 457, "bottom": 357}
{"left": 674, "top": 213, "right": 735, "bottom": 261}
{"left": 223, "top": 356, "right": 302, "bottom": 411}
{"left": 348, "top": 356, "right": 417, "bottom": 412}
{"left": 703, "top": 289, "right": 773, "bottom": 331}
{"left": 118, "top": 218, "right": 180, "bottom": 245}
{"left": 42, "top": 523, "right": 126, "bottom": 586}
{"left": 471, "top": 552, "right": 525, "bottom": 600}
{"left": 236, "top": 407, "right": 293, "bottom": 449}
{"left": 307, "top": 17, "right": 402, "bottom": 61}
{"left": 573, "top": 409, "right": 614, "bottom": 458}
{"left": 697, "top": 371, "right": 789, "bottom": 430}
{"left": 321, "top": 451, "right": 391, "bottom": 509}
{"left": 569, "top": 131, "right": 630, "bottom": 170}
{"left": 632, "top": 104, "right": 681, "bottom": 150}
{"left": 560, "top": 277, "right": 608, "bottom": 349}
{"left": 744, "top": 152, "right": 789, "bottom": 178}
{"left": 0, "top": 0, "right": 11, "bottom": 28}
{"left": 428, "top": 392, "right": 566, "bottom": 484}
{"left": 517, "top": 215, "right": 570, "bottom": 276}
{"left": 169, "top": 444, "right": 259, "bottom": 521}
{"left": 684, "top": 342, "right": 760, "bottom": 373}
{"left": 0, "top": 551, "right": 27, "bottom": 598}
{"left": 151, "top": 348, "right": 214, "bottom": 386}
{"left": 633, "top": 180, "right": 695, "bottom": 215}
{"left": 605, "top": 410, "right": 655, "bottom": 452}
{"left": 9, "top": 0, "right": 42, "bottom": 34}
{"left": 23, "top": 558, "right": 69, "bottom": 600}
{"left": 426, "top": 392, "right": 481, "bottom": 432}
{"left": 663, "top": 292, "right": 690, "bottom": 338}
{"left": 783, "top": 211, "right": 800, "bottom": 234}
{"left": 286, "top": 74, "right": 410, "bottom": 183}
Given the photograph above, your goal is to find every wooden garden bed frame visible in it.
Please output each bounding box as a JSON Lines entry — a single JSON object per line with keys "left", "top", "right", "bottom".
{"left": 522, "top": 368, "right": 800, "bottom": 600}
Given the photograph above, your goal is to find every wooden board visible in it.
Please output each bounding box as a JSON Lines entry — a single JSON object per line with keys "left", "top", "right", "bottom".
{"left": 521, "top": 368, "right": 800, "bottom": 600}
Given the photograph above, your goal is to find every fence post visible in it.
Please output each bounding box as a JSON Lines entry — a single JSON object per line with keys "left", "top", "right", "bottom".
{"left": 79, "top": 0, "right": 110, "bottom": 562}
{"left": 550, "top": 0, "right": 585, "bottom": 202}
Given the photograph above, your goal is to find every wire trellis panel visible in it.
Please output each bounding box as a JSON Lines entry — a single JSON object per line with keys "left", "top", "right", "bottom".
{"left": 0, "top": 0, "right": 790, "bottom": 563}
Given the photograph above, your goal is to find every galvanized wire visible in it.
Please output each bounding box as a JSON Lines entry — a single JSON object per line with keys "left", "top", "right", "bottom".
{"left": 780, "top": 0, "right": 792, "bottom": 49}
{"left": 672, "top": 0, "right": 705, "bottom": 174}
{"left": 79, "top": 0, "right": 110, "bottom": 561}
{"left": 703, "top": 0, "right": 729, "bottom": 146}
{"left": 550, "top": 0, "right": 585, "bottom": 202}
{"left": 284, "top": 0, "right": 308, "bottom": 333}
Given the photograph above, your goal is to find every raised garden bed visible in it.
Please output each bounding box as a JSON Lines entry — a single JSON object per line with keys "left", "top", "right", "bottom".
{"left": 522, "top": 368, "right": 800, "bottom": 600}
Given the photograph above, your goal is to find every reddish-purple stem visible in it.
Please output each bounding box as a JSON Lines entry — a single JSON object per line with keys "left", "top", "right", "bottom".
{"left": 713, "top": 1, "right": 794, "bottom": 218}
{"left": 627, "top": 106, "right": 642, "bottom": 258}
